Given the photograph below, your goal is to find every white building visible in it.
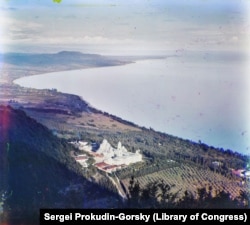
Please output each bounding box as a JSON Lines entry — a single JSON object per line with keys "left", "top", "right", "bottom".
{"left": 96, "top": 139, "right": 142, "bottom": 166}
{"left": 71, "top": 139, "right": 143, "bottom": 172}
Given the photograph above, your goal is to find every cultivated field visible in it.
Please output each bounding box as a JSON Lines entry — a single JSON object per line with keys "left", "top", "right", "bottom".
{"left": 121, "top": 164, "right": 249, "bottom": 200}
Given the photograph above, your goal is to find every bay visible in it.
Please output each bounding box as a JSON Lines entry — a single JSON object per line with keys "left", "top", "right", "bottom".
{"left": 14, "top": 53, "right": 250, "bottom": 155}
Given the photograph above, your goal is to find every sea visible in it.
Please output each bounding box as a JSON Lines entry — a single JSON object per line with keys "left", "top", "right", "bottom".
{"left": 14, "top": 51, "right": 250, "bottom": 155}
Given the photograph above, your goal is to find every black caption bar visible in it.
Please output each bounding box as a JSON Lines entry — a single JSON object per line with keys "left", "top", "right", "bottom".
{"left": 40, "top": 209, "right": 249, "bottom": 225}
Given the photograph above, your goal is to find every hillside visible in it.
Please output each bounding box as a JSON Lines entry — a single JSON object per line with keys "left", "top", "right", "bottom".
{"left": 0, "top": 51, "right": 133, "bottom": 85}
{"left": 0, "top": 51, "right": 249, "bottom": 223}
{"left": 0, "top": 106, "right": 122, "bottom": 224}
{"left": 1, "top": 51, "right": 129, "bottom": 70}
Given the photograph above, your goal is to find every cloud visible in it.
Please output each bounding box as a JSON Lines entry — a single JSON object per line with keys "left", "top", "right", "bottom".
{"left": 26, "top": 35, "right": 137, "bottom": 46}
{"left": 1, "top": 0, "right": 249, "bottom": 54}
{"left": 0, "top": 17, "right": 43, "bottom": 44}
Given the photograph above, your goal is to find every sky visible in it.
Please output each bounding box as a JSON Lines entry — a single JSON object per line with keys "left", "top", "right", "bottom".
{"left": 0, "top": 0, "right": 250, "bottom": 55}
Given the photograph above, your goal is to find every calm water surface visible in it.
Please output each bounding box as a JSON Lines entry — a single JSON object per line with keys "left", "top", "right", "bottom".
{"left": 14, "top": 53, "right": 250, "bottom": 155}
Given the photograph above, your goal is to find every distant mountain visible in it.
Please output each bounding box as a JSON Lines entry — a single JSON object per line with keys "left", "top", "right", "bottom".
{"left": 0, "top": 106, "right": 122, "bottom": 224}
{"left": 1, "top": 51, "right": 129, "bottom": 68}
{"left": 57, "top": 50, "right": 99, "bottom": 57}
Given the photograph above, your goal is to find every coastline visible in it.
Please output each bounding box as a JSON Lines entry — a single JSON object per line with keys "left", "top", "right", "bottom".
{"left": 1, "top": 52, "right": 249, "bottom": 214}
{"left": 12, "top": 56, "right": 249, "bottom": 155}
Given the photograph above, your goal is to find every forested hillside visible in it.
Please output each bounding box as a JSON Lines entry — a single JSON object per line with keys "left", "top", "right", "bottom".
{"left": 0, "top": 106, "right": 122, "bottom": 224}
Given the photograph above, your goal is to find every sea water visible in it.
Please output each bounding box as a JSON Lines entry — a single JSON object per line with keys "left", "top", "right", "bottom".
{"left": 14, "top": 52, "right": 250, "bottom": 155}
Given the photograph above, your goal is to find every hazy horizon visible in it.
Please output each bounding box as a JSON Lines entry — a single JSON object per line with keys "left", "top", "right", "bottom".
{"left": 1, "top": 0, "right": 250, "bottom": 55}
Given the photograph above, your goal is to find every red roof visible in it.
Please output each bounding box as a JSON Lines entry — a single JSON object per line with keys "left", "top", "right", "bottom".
{"left": 95, "top": 162, "right": 108, "bottom": 168}
{"left": 105, "top": 165, "right": 118, "bottom": 170}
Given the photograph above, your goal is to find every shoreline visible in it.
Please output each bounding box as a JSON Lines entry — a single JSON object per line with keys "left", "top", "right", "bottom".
{"left": 1, "top": 51, "right": 248, "bottom": 156}
{"left": 13, "top": 57, "right": 248, "bottom": 155}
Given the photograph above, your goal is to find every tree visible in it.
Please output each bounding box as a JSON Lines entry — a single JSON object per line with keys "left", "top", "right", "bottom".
{"left": 127, "top": 176, "right": 141, "bottom": 207}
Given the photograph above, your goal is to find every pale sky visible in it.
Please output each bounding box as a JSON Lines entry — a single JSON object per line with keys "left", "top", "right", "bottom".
{"left": 0, "top": 0, "right": 250, "bottom": 55}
